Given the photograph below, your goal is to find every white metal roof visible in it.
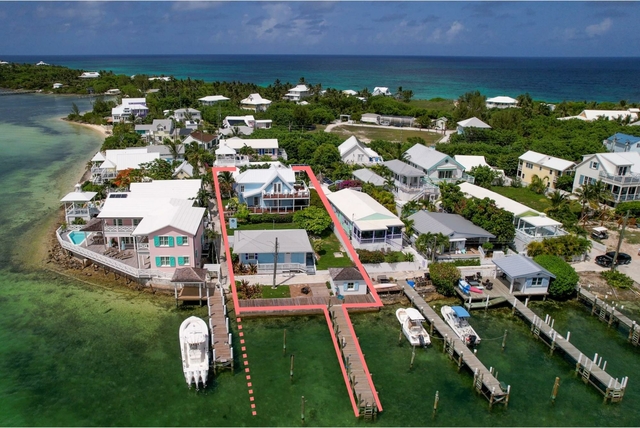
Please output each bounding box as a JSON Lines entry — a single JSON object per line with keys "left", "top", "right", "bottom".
{"left": 519, "top": 150, "right": 575, "bottom": 172}
{"left": 60, "top": 190, "right": 97, "bottom": 203}
{"left": 288, "top": 84, "right": 309, "bottom": 93}
{"left": 199, "top": 95, "right": 230, "bottom": 102}
{"left": 326, "top": 189, "right": 403, "bottom": 231}
{"left": 224, "top": 137, "right": 279, "bottom": 150}
{"left": 487, "top": 96, "right": 518, "bottom": 104}
{"left": 383, "top": 159, "right": 424, "bottom": 177}
{"left": 578, "top": 152, "right": 640, "bottom": 175}
{"left": 114, "top": 152, "right": 159, "bottom": 171}
{"left": 235, "top": 166, "right": 295, "bottom": 185}
{"left": 454, "top": 155, "right": 489, "bottom": 171}
{"left": 232, "top": 229, "right": 313, "bottom": 254}
{"left": 458, "top": 182, "right": 539, "bottom": 217}
{"left": 241, "top": 93, "right": 272, "bottom": 105}
{"left": 404, "top": 145, "right": 457, "bottom": 172}
{"left": 91, "top": 152, "right": 106, "bottom": 162}
{"left": 457, "top": 117, "right": 491, "bottom": 128}
{"left": 132, "top": 199, "right": 205, "bottom": 235}
{"left": 518, "top": 215, "right": 562, "bottom": 228}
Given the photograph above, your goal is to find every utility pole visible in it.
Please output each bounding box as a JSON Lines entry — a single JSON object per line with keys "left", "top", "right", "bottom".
{"left": 612, "top": 210, "right": 630, "bottom": 272}
{"left": 273, "top": 237, "right": 279, "bottom": 287}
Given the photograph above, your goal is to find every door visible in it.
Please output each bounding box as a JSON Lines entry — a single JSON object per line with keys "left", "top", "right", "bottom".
{"left": 285, "top": 253, "right": 291, "bottom": 264}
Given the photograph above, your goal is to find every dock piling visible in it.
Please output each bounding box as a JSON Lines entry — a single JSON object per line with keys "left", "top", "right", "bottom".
{"left": 290, "top": 354, "right": 295, "bottom": 382}
{"left": 501, "top": 330, "right": 508, "bottom": 352}
{"left": 301, "top": 396, "right": 305, "bottom": 423}
{"left": 551, "top": 377, "right": 560, "bottom": 403}
{"left": 410, "top": 345, "right": 416, "bottom": 369}
{"left": 433, "top": 391, "right": 439, "bottom": 416}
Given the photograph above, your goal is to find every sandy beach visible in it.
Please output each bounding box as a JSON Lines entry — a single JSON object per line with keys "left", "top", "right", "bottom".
{"left": 60, "top": 117, "right": 110, "bottom": 138}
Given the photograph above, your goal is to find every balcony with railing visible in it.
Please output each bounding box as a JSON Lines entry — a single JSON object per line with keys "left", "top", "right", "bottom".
{"left": 599, "top": 170, "right": 640, "bottom": 185}
{"left": 257, "top": 262, "right": 315, "bottom": 274}
{"left": 104, "top": 225, "right": 136, "bottom": 233}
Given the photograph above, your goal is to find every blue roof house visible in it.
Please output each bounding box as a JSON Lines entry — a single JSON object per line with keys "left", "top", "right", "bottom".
{"left": 234, "top": 166, "right": 310, "bottom": 214}
{"left": 492, "top": 255, "right": 556, "bottom": 295}
{"left": 603, "top": 133, "right": 640, "bottom": 153}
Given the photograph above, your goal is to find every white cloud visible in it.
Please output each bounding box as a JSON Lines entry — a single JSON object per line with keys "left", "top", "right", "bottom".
{"left": 586, "top": 18, "right": 612, "bottom": 37}
{"left": 171, "top": 2, "right": 222, "bottom": 12}
{"left": 445, "top": 21, "right": 464, "bottom": 41}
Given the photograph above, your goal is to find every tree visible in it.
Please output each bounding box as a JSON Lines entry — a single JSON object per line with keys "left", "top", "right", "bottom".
{"left": 312, "top": 143, "right": 341, "bottom": 169}
{"left": 529, "top": 174, "right": 549, "bottom": 194}
{"left": 429, "top": 262, "right": 460, "bottom": 296}
{"left": 217, "top": 171, "right": 235, "bottom": 198}
{"left": 293, "top": 206, "right": 332, "bottom": 236}
{"left": 469, "top": 165, "right": 498, "bottom": 188}
{"left": 526, "top": 235, "right": 592, "bottom": 261}
{"left": 554, "top": 174, "right": 574, "bottom": 192}
{"left": 533, "top": 255, "right": 579, "bottom": 300}
{"left": 139, "top": 159, "right": 173, "bottom": 180}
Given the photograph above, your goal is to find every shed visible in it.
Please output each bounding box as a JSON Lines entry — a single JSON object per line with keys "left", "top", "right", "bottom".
{"left": 329, "top": 267, "right": 367, "bottom": 296}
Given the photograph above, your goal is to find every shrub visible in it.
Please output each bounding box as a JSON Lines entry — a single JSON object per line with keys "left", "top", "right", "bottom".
{"left": 601, "top": 270, "right": 634, "bottom": 290}
{"left": 336, "top": 179, "right": 362, "bottom": 190}
{"left": 429, "top": 262, "right": 460, "bottom": 297}
{"left": 526, "top": 235, "right": 592, "bottom": 261}
{"left": 533, "top": 255, "right": 579, "bottom": 300}
{"left": 248, "top": 213, "right": 294, "bottom": 224}
{"left": 293, "top": 206, "right": 332, "bottom": 235}
{"left": 356, "top": 249, "right": 385, "bottom": 264}
{"left": 403, "top": 252, "right": 415, "bottom": 262}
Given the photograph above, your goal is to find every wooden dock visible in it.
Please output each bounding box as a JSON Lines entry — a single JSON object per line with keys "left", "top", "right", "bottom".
{"left": 208, "top": 285, "right": 233, "bottom": 373}
{"left": 508, "top": 296, "right": 628, "bottom": 402}
{"left": 402, "top": 283, "right": 510, "bottom": 408}
{"left": 577, "top": 286, "right": 640, "bottom": 346}
{"left": 328, "top": 304, "right": 380, "bottom": 420}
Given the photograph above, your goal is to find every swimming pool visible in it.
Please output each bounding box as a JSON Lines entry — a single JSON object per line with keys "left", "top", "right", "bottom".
{"left": 68, "top": 231, "right": 87, "bottom": 245}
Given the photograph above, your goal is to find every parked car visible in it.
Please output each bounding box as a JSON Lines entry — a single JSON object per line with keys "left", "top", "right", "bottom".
{"left": 591, "top": 227, "right": 609, "bottom": 240}
{"left": 595, "top": 252, "right": 632, "bottom": 267}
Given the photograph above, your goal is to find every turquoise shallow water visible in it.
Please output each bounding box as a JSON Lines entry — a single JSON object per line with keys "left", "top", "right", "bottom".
{"left": 5, "top": 54, "right": 640, "bottom": 102}
{"left": 1, "top": 94, "right": 640, "bottom": 426}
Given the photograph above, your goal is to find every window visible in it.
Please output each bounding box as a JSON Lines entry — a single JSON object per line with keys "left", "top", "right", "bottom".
{"left": 525, "top": 162, "right": 533, "bottom": 169}
{"left": 159, "top": 256, "right": 171, "bottom": 267}
{"left": 115, "top": 218, "right": 124, "bottom": 226}
{"left": 240, "top": 185, "right": 245, "bottom": 192}
{"left": 346, "top": 282, "right": 356, "bottom": 290}
{"left": 618, "top": 166, "right": 628, "bottom": 176}
{"left": 178, "top": 256, "right": 190, "bottom": 266}
{"left": 438, "top": 170, "right": 453, "bottom": 179}
{"left": 177, "top": 236, "right": 189, "bottom": 246}
{"left": 133, "top": 219, "right": 141, "bottom": 226}
{"left": 158, "top": 236, "right": 170, "bottom": 246}
{"left": 531, "top": 277, "right": 544, "bottom": 286}
{"left": 273, "top": 182, "right": 282, "bottom": 193}
{"left": 244, "top": 253, "right": 257, "bottom": 261}
{"left": 590, "top": 161, "right": 599, "bottom": 170}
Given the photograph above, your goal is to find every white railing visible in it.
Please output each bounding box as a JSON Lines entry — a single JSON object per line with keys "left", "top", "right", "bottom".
{"left": 599, "top": 170, "right": 640, "bottom": 185}
{"left": 56, "top": 227, "right": 171, "bottom": 279}
{"left": 257, "top": 262, "right": 310, "bottom": 273}
{"left": 137, "top": 243, "right": 149, "bottom": 251}
{"left": 66, "top": 207, "right": 90, "bottom": 216}
{"left": 104, "top": 225, "right": 135, "bottom": 233}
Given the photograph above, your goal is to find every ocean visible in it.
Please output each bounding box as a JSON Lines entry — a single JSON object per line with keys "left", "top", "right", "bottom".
{"left": 4, "top": 54, "right": 640, "bottom": 103}
{"left": 1, "top": 66, "right": 640, "bottom": 425}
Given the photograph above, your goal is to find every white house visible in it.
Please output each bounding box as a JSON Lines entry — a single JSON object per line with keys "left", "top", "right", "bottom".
{"left": 493, "top": 255, "right": 555, "bottom": 295}
{"left": 284, "top": 84, "right": 311, "bottom": 101}
{"left": 404, "top": 144, "right": 470, "bottom": 187}
{"left": 215, "top": 137, "right": 286, "bottom": 166}
{"left": 603, "top": 133, "right": 640, "bottom": 153}
{"left": 558, "top": 109, "right": 638, "bottom": 122}
{"left": 382, "top": 159, "right": 431, "bottom": 202}
{"left": 486, "top": 96, "right": 518, "bottom": 109}
{"left": 90, "top": 147, "right": 161, "bottom": 184}
{"left": 135, "top": 119, "right": 175, "bottom": 144}
{"left": 241, "top": 93, "right": 272, "bottom": 112}
{"left": 329, "top": 267, "right": 368, "bottom": 296}
{"left": 60, "top": 183, "right": 99, "bottom": 226}
{"left": 111, "top": 98, "right": 148, "bottom": 122}
{"left": 234, "top": 165, "right": 309, "bottom": 214}
{"left": 517, "top": 150, "right": 575, "bottom": 190}
{"left": 456, "top": 117, "right": 491, "bottom": 134}
{"left": 53, "top": 83, "right": 63, "bottom": 89}
{"left": 338, "top": 136, "right": 383, "bottom": 166}
{"left": 182, "top": 131, "right": 218, "bottom": 150}
{"left": 198, "top": 95, "right": 230, "bottom": 106}
{"left": 372, "top": 87, "right": 392, "bottom": 96}
{"left": 79, "top": 72, "right": 100, "bottom": 78}
{"left": 572, "top": 152, "right": 640, "bottom": 206}
{"left": 173, "top": 108, "right": 201, "bottom": 122}
{"left": 342, "top": 89, "right": 358, "bottom": 96}
{"left": 223, "top": 115, "right": 272, "bottom": 130}
{"left": 326, "top": 189, "right": 404, "bottom": 251}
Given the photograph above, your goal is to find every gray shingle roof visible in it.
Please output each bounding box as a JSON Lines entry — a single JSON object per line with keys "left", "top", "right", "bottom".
{"left": 329, "top": 267, "right": 365, "bottom": 281}
{"left": 171, "top": 267, "right": 208, "bottom": 283}
{"left": 408, "top": 211, "right": 494, "bottom": 240}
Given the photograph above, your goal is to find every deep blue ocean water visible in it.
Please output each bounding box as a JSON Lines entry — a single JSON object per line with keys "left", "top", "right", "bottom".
{"left": 4, "top": 54, "right": 640, "bottom": 103}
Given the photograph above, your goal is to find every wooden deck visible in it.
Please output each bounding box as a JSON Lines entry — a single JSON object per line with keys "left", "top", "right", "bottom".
{"left": 508, "top": 297, "right": 628, "bottom": 402}
{"left": 328, "top": 304, "right": 379, "bottom": 420}
{"left": 454, "top": 277, "right": 547, "bottom": 310}
{"left": 402, "top": 283, "right": 510, "bottom": 408}
{"left": 208, "top": 286, "right": 233, "bottom": 373}
{"left": 237, "top": 294, "right": 376, "bottom": 309}
{"left": 577, "top": 286, "right": 640, "bottom": 346}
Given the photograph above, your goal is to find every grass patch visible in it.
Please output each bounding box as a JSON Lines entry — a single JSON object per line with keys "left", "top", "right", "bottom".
{"left": 227, "top": 221, "right": 299, "bottom": 235}
{"left": 261, "top": 285, "right": 291, "bottom": 298}
{"left": 329, "top": 124, "right": 442, "bottom": 144}
{"left": 490, "top": 186, "right": 552, "bottom": 212}
{"left": 624, "top": 230, "right": 640, "bottom": 245}
{"left": 316, "top": 233, "right": 354, "bottom": 270}
{"left": 408, "top": 98, "right": 456, "bottom": 111}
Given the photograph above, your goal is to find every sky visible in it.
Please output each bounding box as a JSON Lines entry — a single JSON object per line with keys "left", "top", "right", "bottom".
{"left": 1, "top": 1, "right": 640, "bottom": 57}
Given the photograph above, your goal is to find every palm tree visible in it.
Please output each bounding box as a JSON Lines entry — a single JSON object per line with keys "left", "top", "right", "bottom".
{"left": 529, "top": 174, "right": 549, "bottom": 194}
{"left": 590, "top": 180, "right": 613, "bottom": 225}
{"left": 218, "top": 171, "right": 235, "bottom": 198}
{"left": 574, "top": 183, "right": 594, "bottom": 226}
{"left": 548, "top": 190, "right": 566, "bottom": 209}
{"left": 163, "top": 137, "right": 181, "bottom": 163}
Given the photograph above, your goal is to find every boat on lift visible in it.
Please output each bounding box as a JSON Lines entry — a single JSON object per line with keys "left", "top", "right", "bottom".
{"left": 179, "top": 316, "right": 210, "bottom": 389}
{"left": 441, "top": 305, "right": 481, "bottom": 347}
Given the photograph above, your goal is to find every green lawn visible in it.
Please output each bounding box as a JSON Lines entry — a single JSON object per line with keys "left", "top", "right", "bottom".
{"left": 261, "top": 285, "right": 291, "bottom": 298}
{"left": 316, "top": 232, "right": 354, "bottom": 270}
{"left": 227, "top": 221, "right": 300, "bottom": 235}
{"left": 329, "top": 124, "right": 442, "bottom": 144}
{"left": 490, "top": 186, "right": 552, "bottom": 213}
{"left": 408, "top": 98, "right": 456, "bottom": 111}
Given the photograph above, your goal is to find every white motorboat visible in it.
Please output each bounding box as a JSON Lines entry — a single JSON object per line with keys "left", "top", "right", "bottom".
{"left": 179, "top": 316, "right": 210, "bottom": 389}
{"left": 441, "top": 305, "right": 481, "bottom": 347}
{"left": 396, "top": 307, "right": 431, "bottom": 347}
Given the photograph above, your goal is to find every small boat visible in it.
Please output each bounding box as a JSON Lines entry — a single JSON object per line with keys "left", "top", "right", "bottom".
{"left": 441, "top": 305, "right": 481, "bottom": 347}
{"left": 458, "top": 279, "right": 471, "bottom": 294}
{"left": 179, "top": 316, "right": 210, "bottom": 389}
{"left": 396, "top": 307, "right": 431, "bottom": 347}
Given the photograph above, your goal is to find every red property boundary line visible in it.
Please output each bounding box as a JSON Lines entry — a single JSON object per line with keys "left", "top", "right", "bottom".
{"left": 212, "top": 165, "right": 384, "bottom": 416}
